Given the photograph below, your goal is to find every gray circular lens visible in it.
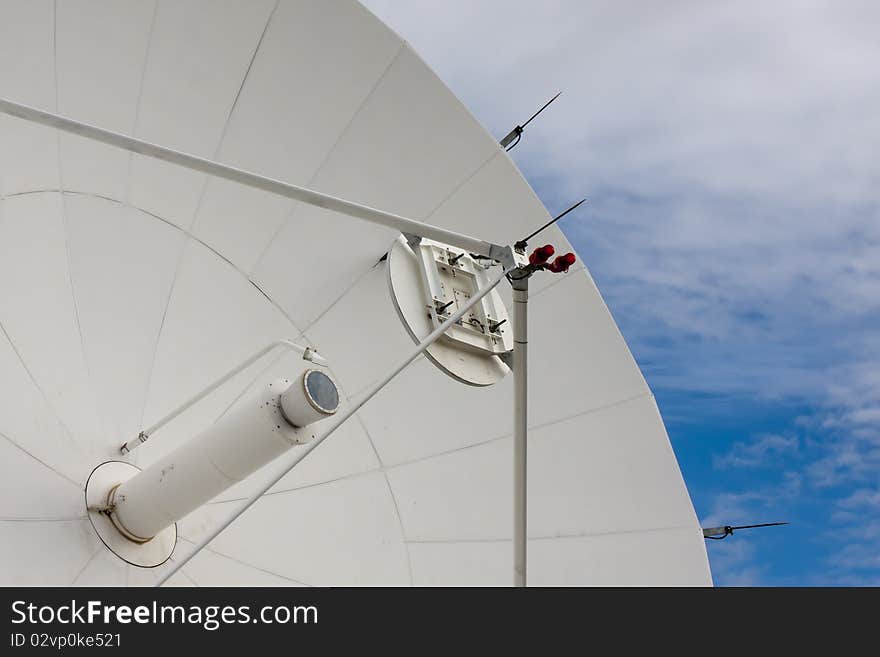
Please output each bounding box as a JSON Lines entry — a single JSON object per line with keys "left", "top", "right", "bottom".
{"left": 305, "top": 370, "right": 339, "bottom": 413}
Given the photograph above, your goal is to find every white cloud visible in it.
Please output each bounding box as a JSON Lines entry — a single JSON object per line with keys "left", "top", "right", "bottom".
{"left": 362, "top": 0, "right": 880, "bottom": 584}
{"left": 838, "top": 488, "right": 880, "bottom": 511}
{"left": 828, "top": 543, "right": 880, "bottom": 572}
{"left": 362, "top": 0, "right": 880, "bottom": 401}
{"left": 702, "top": 534, "right": 766, "bottom": 586}
{"left": 363, "top": 1, "right": 880, "bottom": 203}
{"left": 714, "top": 433, "right": 799, "bottom": 469}
{"left": 700, "top": 473, "right": 799, "bottom": 528}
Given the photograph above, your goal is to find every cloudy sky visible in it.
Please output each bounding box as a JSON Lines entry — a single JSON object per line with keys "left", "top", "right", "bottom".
{"left": 363, "top": 0, "right": 880, "bottom": 585}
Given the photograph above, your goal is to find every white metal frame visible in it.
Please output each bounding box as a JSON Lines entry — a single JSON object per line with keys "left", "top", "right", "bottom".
{"left": 0, "top": 98, "right": 533, "bottom": 588}
{"left": 412, "top": 239, "right": 512, "bottom": 357}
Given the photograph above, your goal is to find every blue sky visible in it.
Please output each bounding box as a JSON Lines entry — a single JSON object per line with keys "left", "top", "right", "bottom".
{"left": 364, "top": 0, "right": 880, "bottom": 585}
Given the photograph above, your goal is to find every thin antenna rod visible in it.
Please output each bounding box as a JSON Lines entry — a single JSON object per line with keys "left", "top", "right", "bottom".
{"left": 499, "top": 92, "right": 562, "bottom": 151}
{"left": 521, "top": 91, "right": 562, "bottom": 130}
{"left": 729, "top": 522, "right": 789, "bottom": 531}
{"left": 515, "top": 198, "right": 586, "bottom": 249}
{"left": 703, "top": 521, "right": 788, "bottom": 540}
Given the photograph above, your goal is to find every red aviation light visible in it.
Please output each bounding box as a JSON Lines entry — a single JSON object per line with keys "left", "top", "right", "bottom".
{"left": 528, "top": 244, "right": 555, "bottom": 265}
{"left": 546, "top": 252, "right": 576, "bottom": 273}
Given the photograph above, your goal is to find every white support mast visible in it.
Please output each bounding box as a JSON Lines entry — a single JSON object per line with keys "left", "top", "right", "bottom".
{"left": 511, "top": 272, "right": 529, "bottom": 587}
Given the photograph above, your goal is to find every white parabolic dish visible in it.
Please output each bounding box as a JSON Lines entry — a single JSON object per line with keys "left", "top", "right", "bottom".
{"left": 0, "top": 0, "right": 712, "bottom": 586}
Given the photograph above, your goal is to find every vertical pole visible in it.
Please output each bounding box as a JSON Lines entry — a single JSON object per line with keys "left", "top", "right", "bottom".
{"left": 511, "top": 272, "right": 529, "bottom": 587}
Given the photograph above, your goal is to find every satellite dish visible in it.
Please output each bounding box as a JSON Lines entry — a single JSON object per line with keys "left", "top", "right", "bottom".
{"left": 0, "top": 1, "right": 711, "bottom": 586}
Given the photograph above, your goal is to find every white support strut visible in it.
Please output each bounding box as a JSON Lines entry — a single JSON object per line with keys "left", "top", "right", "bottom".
{"left": 155, "top": 264, "right": 515, "bottom": 586}
{"left": 0, "top": 97, "right": 506, "bottom": 261}
{"left": 511, "top": 273, "right": 529, "bottom": 587}
{"left": 119, "top": 339, "right": 326, "bottom": 454}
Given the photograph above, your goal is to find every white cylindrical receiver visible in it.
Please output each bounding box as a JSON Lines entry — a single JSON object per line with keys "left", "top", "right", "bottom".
{"left": 280, "top": 369, "right": 340, "bottom": 427}
{"left": 112, "top": 374, "right": 338, "bottom": 541}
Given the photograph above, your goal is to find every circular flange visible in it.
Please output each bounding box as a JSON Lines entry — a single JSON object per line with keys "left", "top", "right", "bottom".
{"left": 84, "top": 461, "right": 177, "bottom": 568}
{"left": 387, "top": 235, "right": 511, "bottom": 386}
